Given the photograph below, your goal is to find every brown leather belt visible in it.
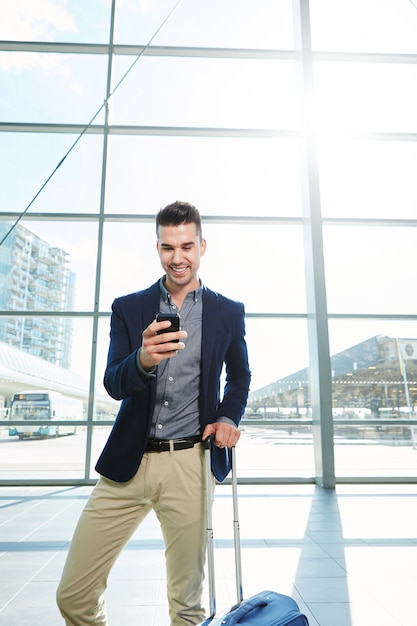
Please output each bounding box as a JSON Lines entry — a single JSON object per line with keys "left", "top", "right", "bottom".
{"left": 145, "top": 436, "right": 202, "bottom": 453}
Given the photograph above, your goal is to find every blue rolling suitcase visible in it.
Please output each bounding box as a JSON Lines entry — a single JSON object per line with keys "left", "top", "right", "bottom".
{"left": 199, "top": 438, "right": 309, "bottom": 626}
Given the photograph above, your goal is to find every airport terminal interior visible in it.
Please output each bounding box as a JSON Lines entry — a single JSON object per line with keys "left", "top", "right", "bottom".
{"left": 1, "top": 1, "right": 417, "bottom": 625}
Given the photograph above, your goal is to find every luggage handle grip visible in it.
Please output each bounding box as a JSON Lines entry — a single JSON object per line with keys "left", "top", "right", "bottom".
{"left": 228, "top": 596, "right": 268, "bottom": 624}
{"left": 203, "top": 434, "right": 215, "bottom": 450}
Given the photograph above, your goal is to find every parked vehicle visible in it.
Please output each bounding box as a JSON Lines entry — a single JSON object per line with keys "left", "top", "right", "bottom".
{"left": 8, "top": 390, "right": 82, "bottom": 439}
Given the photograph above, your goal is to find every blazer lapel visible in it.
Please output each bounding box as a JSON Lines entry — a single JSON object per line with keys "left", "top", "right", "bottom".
{"left": 142, "top": 280, "right": 161, "bottom": 328}
{"left": 201, "top": 287, "right": 219, "bottom": 389}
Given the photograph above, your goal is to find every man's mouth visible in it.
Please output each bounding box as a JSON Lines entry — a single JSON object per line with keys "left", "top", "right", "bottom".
{"left": 170, "top": 266, "right": 187, "bottom": 274}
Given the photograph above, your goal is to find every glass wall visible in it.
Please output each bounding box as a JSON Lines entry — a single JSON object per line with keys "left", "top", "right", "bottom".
{"left": 1, "top": 0, "right": 417, "bottom": 485}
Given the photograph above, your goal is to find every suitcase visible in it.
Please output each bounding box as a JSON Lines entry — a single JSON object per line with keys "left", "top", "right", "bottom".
{"left": 198, "top": 437, "right": 309, "bottom": 626}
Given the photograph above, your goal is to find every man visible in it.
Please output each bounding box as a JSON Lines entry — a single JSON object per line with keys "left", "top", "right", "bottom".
{"left": 57, "top": 201, "right": 251, "bottom": 626}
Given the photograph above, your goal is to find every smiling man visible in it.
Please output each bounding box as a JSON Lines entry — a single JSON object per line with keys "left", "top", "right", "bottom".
{"left": 57, "top": 201, "right": 251, "bottom": 626}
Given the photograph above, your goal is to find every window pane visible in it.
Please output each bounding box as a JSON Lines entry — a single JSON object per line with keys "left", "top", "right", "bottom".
{"left": 203, "top": 224, "right": 306, "bottom": 314}
{"left": 329, "top": 320, "right": 417, "bottom": 478}
{"left": 114, "top": 0, "right": 294, "bottom": 49}
{"left": 246, "top": 318, "right": 309, "bottom": 393}
{"left": 1, "top": 134, "right": 103, "bottom": 214}
{"left": 244, "top": 318, "right": 313, "bottom": 479}
{"left": 0, "top": 316, "right": 92, "bottom": 378}
{"left": 334, "top": 424, "right": 417, "bottom": 479}
{"left": 99, "top": 222, "right": 160, "bottom": 312}
{"left": 310, "top": 0, "right": 417, "bottom": 54}
{"left": 0, "top": 0, "right": 111, "bottom": 43}
{"left": 111, "top": 57, "right": 297, "bottom": 129}
{"left": 313, "top": 62, "right": 417, "bottom": 133}
{"left": 318, "top": 140, "right": 417, "bottom": 219}
{"left": 237, "top": 425, "right": 314, "bottom": 479}
{"left": 323, "top": 226, "right": 417, "bottom": 314}
{"left": 105, "top": 136, "right": 302, "bottom": 216}
{"left": 0, "top": 219, "right": 99, "bottom": 311}
{"left": 0, "top": 53, "right": 107, "bottom": 124}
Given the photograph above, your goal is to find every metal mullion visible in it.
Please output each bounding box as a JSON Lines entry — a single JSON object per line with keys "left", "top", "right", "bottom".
{"left": 293, "top": 0, "right": 335, "bottom": 489}
{"left": 82, "top": 0, "right": 116, "bottom": 481}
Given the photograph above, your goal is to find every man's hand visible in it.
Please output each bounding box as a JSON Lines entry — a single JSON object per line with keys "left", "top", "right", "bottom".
{"left": 202, "top": 422, "right": 241, "bottom": 448}
{"left": 139, "top": 318, "right": 187, "bottom": 371}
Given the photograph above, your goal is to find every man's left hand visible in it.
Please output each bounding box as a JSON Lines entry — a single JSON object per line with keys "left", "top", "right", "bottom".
{"left": 202, "top": 422, "right": 241, "bottom": 448}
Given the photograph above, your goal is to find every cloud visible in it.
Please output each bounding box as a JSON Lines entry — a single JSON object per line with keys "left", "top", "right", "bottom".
{"left": 0, "top": 51, "right": 72, "bottom": 75}
{"left": 0, "top": 0, "right": 76, "bottom": 72}
{"left": 0, "top": 0, "right": 76, "bottom": 40}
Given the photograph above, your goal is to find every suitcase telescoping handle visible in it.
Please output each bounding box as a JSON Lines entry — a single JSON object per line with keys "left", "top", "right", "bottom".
{"left": 203, "top": 435, "right": 244, "bottom": 620}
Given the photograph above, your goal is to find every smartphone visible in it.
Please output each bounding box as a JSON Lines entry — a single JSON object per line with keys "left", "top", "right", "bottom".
{"left": 156, "top": 313, "right": 180, "bottom": 342}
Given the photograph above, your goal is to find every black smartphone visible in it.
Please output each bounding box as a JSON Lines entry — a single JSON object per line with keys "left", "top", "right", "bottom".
{"left": 156, "top": 313, "right": 180, "bottom": 342}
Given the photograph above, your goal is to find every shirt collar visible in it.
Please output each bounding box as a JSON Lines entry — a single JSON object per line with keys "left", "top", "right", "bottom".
{"left": 159, "top": 276, "right": 203, "bottom": 304}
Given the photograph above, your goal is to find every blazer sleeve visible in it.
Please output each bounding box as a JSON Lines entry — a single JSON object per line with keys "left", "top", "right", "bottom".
{"left": 215, "top": 300, "right": 251, "bottom": 424}
{"left": 201, "top": 290, "right": 251, "bottom": 430}
{"left": 103, "top": 295, "right": 154, "bottom": 401}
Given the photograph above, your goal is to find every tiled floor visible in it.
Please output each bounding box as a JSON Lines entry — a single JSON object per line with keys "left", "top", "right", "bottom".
{"left": 0, "top": 483, "right": 416, "bottom": 626}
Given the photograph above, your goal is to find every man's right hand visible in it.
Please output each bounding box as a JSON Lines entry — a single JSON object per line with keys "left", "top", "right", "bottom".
{"left": 139, "top": 319, "right": 187, "bottom": 371}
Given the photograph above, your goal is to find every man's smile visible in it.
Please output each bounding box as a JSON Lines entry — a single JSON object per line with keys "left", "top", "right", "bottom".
{"left": 170, "top": 266, "right": 188, "bottom": 274}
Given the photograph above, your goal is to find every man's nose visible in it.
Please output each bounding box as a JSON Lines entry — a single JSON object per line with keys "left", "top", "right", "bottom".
{"left": 172, "top": 248, "right": 183, "bottom": 263}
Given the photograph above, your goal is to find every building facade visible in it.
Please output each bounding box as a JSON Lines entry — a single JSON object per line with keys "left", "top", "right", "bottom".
{"left": 0, "top": 222, "right": 74, "bottom": 368}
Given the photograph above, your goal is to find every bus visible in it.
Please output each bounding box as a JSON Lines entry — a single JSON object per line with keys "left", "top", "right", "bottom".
{"left": 8, "top": 390, "right": 83, "bottom": 439}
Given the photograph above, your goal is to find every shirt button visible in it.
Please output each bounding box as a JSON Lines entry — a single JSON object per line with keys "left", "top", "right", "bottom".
{"left": 158, "top": 424, "right": 163, "bottom": 430}
{"left": 168, "top": 376, "right": 173, "bottom": 382}
{"left": 163, "top": 400, "right": 169, "bottom": 406}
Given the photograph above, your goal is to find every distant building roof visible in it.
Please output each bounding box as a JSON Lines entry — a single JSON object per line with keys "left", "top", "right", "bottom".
{"left": 0, "top": 341, "right": 87, "bottom": 392}
{"left": 249, "top": 335, "right": 417, "bottom": 401}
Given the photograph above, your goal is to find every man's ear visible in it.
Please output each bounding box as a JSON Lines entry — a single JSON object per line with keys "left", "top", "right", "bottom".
{"left": 200, "top": 238, "right": 207, "bottom": 256}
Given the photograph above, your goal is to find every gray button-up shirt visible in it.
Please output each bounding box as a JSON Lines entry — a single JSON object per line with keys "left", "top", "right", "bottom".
{"left": 149, "top": 279, "right": 203, "bottom": 439}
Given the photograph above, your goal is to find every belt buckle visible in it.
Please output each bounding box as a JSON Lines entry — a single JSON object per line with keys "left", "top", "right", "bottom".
{"left": 153, "top": 439, "right": 168, "bottom": 452}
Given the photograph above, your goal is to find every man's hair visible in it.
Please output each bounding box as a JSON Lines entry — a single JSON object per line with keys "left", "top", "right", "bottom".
{"left": 156, "top": 201, "right": 202, "bottom": 239}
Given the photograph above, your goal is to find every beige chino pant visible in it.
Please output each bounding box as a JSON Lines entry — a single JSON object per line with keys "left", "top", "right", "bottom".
{"left": 57, "top": 443, "right": 213, "bottom": 626}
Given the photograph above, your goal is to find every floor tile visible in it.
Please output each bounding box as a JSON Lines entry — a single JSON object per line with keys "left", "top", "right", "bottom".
{"left": 0, "top": 484, "right": 416, "bottom": 625}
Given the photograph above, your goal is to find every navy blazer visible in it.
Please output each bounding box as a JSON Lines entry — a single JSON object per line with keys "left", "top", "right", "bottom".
{"left": 96, "top": 280, "right": 251, "bottom": 482}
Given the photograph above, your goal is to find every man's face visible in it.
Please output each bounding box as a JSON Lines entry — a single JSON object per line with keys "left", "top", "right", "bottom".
{"left": 157, "top": 222, "right": 206, "bottom": 291}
